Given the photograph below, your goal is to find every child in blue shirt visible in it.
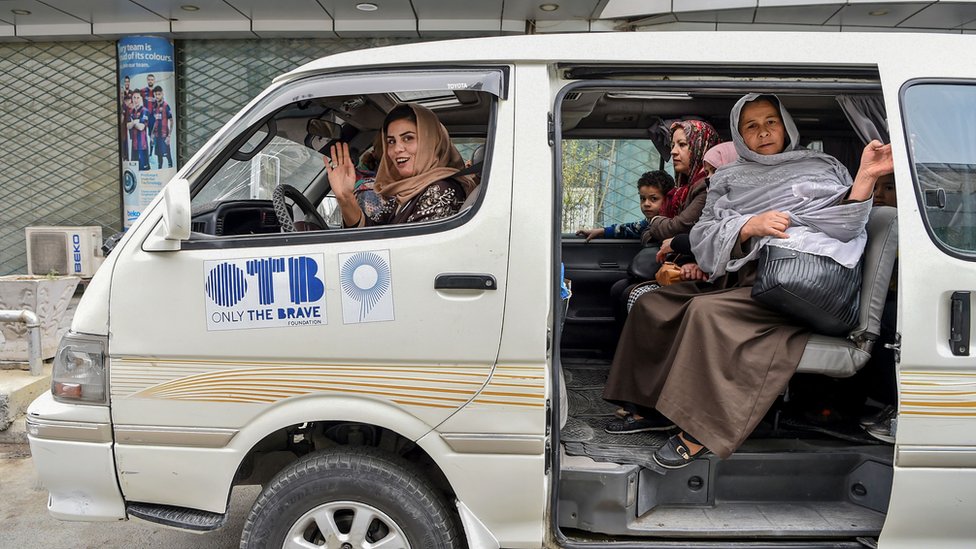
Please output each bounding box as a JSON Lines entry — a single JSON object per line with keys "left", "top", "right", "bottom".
{"left": 576, "top": 170, "right": 675, "bottom": 241}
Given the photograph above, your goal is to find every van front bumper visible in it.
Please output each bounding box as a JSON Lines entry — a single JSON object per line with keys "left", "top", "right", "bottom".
{"left": 26, "top": 391, "right": 126, "bottom": 521}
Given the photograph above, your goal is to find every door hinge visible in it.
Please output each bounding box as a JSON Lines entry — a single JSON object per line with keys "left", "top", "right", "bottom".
{"left": 547, "top": 112, "right": 555, "bottom": 147}
{"left": 884, "top": 332, "right": 901, "bottom": 363}
{"left": 545, "top": 398, "right": 552, "bottom": 474}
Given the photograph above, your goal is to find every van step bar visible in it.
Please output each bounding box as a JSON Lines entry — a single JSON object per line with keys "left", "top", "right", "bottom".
{"left": 559, "top": 448, "right": 892, "bottom": 538}
{"left": 127, "top": 502, "right": 227, "bottom": 531}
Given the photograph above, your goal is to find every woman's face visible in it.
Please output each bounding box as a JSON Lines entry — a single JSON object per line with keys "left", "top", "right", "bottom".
{"left": 873, "top": 174, "right": 897, "bottom": 207}
{"left": 386, "top": 117, "right": 420, "bottom": 178}
{"left": 739, "top": 100, "right": 786, "bottom": 155}
{"left": 671, "top": 128, "right": 692, "bottom": 175}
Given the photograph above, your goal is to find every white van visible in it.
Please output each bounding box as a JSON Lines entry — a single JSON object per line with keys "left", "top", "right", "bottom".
{"left": 26, "top": 32, "right": 976, "bottom": 548}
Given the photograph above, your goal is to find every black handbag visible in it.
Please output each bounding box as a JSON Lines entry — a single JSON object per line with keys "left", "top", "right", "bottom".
{"left": 751, "top": 245, "right": 861, "bottom": 336}
{"left": 627, "top": 245, "right": 661, "bottom": 281}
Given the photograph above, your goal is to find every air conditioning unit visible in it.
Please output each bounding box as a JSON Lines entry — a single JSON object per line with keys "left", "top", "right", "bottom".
{"left": 25, "top": 226, "right": 105, "bottom": 278}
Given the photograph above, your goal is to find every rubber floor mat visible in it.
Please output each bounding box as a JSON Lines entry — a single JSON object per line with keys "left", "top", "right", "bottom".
{"left": 561, "top": 363, "right": 671, "bottom": 462}
{"left": 567, "top": 388, "right": 619, "bottom": 417}
{"left": 564, "top": 441, "right": 667, "bottom": 474}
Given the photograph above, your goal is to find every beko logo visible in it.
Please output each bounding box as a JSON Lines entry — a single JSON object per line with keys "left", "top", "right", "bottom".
{"left": 72, "top": 234, "right": 82, "bottom": 273}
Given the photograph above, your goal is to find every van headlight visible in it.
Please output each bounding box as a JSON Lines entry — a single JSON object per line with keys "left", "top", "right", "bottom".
{"left": 52, "top": 332, "right": 108, "bottom": 405}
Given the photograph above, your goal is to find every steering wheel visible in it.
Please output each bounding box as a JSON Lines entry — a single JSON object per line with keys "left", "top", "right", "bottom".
{"left": 272, "top": 183, "right": 329, "bottom": 232}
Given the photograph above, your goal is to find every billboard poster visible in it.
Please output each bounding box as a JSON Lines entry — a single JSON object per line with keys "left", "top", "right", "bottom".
{"left": 117, "top": 36, "right": 177, "bottom": 227}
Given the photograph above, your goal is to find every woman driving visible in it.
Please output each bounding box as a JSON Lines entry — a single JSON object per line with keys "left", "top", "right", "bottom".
{"left": 326, "top": 102, "right": 476, "bottom": 227}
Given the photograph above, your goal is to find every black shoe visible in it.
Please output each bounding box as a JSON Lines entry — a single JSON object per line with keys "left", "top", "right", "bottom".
{"left": 653, "top": 434, "right": 710, "bottom": 469}
{"left": 604, "top": 413, "right": 674, "bottom": 434}
{"left": 863, "top": 407, "right": 897, "bottom": 444}
{"left": 859, "top": 404, "right": 895, "bottom": 428}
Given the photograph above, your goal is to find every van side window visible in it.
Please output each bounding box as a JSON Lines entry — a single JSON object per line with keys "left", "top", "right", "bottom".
{"left": 561, "top": 139, "right": 665, "bottom": 234}
{"left": 903, "top": 82, "right": 976, "bottom": 254}
{"left": 186, "top": 88, "right": 495, "bottom": 238}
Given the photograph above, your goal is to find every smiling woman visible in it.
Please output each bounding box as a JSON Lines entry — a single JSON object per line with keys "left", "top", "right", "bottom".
{"left": 326, "top": 102, "right": 476, "bottom": 227}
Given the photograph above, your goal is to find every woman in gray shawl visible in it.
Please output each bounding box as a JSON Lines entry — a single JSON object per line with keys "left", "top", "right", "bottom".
{"left": 601, "top": 93, "right": 892, "bottom": 469}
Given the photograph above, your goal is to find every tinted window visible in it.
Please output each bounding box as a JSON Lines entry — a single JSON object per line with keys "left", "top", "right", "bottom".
{"left": 903, "top": 83, "right": 976, "bottom": 254}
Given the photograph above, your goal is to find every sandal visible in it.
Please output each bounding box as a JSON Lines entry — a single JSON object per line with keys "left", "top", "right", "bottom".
{"left": 604, "top": 413, "right": 675, "bottom": 434}
{"left": 652, "top": 433, "right": 710, "bottom": 469}
{"left": 614, "top": 407, "right": 630, "bottom": 419}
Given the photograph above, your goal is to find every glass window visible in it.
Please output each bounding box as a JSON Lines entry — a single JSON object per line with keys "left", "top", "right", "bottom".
{"left": 561, "top": 139, "right": 665, "bottom": 234}
{"left": 186, "top": 84, "right": 497, "bottom": 238}
{"left": 903, "top": 83, "right": 976, "bottom": 254}
{"left": 192, "top": 133, "right": 322, "bottom": 205}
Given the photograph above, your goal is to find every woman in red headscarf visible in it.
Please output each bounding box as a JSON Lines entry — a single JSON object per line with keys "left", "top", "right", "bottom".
{"left": 327, "top": 103, "right": 476, "bottom": 227}
{"left": 641, "top": 119, "right": 721, "bottom": 245}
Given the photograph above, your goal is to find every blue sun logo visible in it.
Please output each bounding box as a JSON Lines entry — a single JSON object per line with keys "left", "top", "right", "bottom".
{"left": 340, "top": 252, "right": 391, "bottom": 321}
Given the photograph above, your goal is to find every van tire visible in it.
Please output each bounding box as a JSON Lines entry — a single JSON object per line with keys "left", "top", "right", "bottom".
{"left": 239, "top": 446, "right": 464, "bottom": 548}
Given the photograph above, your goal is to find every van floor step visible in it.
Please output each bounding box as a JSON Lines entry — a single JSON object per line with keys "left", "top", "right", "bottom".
{"left": 127, "top": 502, "right": 227, "bottom": 531}
{"left": 629, "top": 501, "right": 884, "bottom": 537}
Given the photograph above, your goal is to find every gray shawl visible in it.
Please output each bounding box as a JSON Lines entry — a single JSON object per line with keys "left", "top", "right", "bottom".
{"left": 690, "top": 93, "right": 872, "bottom": 281}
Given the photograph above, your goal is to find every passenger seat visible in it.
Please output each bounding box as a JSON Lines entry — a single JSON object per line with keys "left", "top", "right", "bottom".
{"left": 795, "top": 206, "right": 898, "bottom": 377}
{"left": 459, "top": 144, "right": 485, "bottom": 211}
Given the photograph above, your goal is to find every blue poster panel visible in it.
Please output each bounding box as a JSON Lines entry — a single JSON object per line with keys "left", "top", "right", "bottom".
{"left": 118, "top": 36, "right": 177, "bottom": 227}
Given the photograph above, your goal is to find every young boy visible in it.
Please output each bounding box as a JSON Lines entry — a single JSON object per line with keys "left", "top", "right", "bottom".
{"left": 576, "top": 170, "right": 675, "bottom": 241}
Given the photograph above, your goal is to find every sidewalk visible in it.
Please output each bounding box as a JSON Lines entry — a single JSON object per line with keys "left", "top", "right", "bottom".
{"left": 0, "top": 293, "right": 79, "bottom": 443}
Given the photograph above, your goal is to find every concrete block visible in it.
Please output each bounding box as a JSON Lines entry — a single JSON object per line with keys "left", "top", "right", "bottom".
{"left": 0, "top": 416, "right": 27, "bottom": 444}
{"left": 0, "top": 365, "right": 52, "bottom": 431}
{"left": 0, "top": 275, "right": 80, "bottom": 361}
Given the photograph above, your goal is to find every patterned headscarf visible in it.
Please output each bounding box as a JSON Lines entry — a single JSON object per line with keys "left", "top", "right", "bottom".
{"left": 664, "top": 119, "right": 720, "bottom": 218}
{"left": 374, "top": 103, "right": 476, "bottom": 204}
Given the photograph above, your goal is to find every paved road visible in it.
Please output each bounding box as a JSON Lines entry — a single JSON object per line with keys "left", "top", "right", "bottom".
{"left": 0, "top": 443, "right": 260, "bottom": 548}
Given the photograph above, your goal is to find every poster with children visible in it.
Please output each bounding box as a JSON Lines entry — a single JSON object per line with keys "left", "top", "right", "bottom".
{"left": 118, "top": 36, "right": 178, "bottom": 228}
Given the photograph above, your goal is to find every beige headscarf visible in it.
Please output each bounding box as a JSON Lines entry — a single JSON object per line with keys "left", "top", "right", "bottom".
{"left": 373, "top": 103, "right": 476, "bottom": 204}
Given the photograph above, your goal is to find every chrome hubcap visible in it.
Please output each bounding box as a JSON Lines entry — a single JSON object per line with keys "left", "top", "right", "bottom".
{"left": 283, "top": 500, "right": 410, "bottom": 549}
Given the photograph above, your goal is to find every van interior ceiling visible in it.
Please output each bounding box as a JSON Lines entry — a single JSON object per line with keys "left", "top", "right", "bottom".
{"left": 555, "top": 68, "right": 896, "bottom": 541}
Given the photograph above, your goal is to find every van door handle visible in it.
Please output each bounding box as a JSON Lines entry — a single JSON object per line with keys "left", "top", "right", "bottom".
{"left": 950, "top": 291, "right": 970, "bottom": 356}
{"left": 434, "top": 273, "right": 497, "bottom": 291}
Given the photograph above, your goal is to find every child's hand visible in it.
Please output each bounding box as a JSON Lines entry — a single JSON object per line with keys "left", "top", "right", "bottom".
{"left": 576, "top": 228, "right": 603, "bottom": 242}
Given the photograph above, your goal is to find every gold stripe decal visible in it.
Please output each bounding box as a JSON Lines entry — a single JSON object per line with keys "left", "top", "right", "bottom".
{"left": 900, "top": 371, "right": 976, "bottom": 418}
{"left": 116, "top": 359, "right": 546, "bottom": 409}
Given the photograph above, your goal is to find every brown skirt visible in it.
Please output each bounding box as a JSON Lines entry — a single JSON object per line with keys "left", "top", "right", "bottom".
{"left": 602, "top": 280, "right": 809, "bottom": 458}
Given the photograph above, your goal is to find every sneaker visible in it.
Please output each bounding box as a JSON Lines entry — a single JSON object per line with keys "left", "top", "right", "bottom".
{"left": 604, "top": 412, "right": 675, "bottom": 434}
{"left": 864, "top": 408, "right": 897, "bottom": 443}
{"left": 859, "top": 404, "right": 895, "bottom": 428}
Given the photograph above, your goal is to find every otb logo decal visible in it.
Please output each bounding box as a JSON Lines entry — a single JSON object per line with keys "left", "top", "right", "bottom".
{"left": 338, "top": 250, "right": 394, "bottom": 324}
{"left": 204, "top": 254, "right": 327, "bottom": 331}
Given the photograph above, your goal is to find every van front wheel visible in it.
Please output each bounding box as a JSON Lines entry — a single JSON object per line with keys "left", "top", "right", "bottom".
{"left": 239, "top": 447, "right": 463, "bottom": 549}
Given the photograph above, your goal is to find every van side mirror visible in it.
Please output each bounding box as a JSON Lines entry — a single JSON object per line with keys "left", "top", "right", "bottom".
{"left": 143, "top": 178, "right": 191, "bottom": 252}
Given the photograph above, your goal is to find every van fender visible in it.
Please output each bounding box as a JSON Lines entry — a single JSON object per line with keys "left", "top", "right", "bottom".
{"left": 228, "top": 394, "right": 434, "bottom": 455}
